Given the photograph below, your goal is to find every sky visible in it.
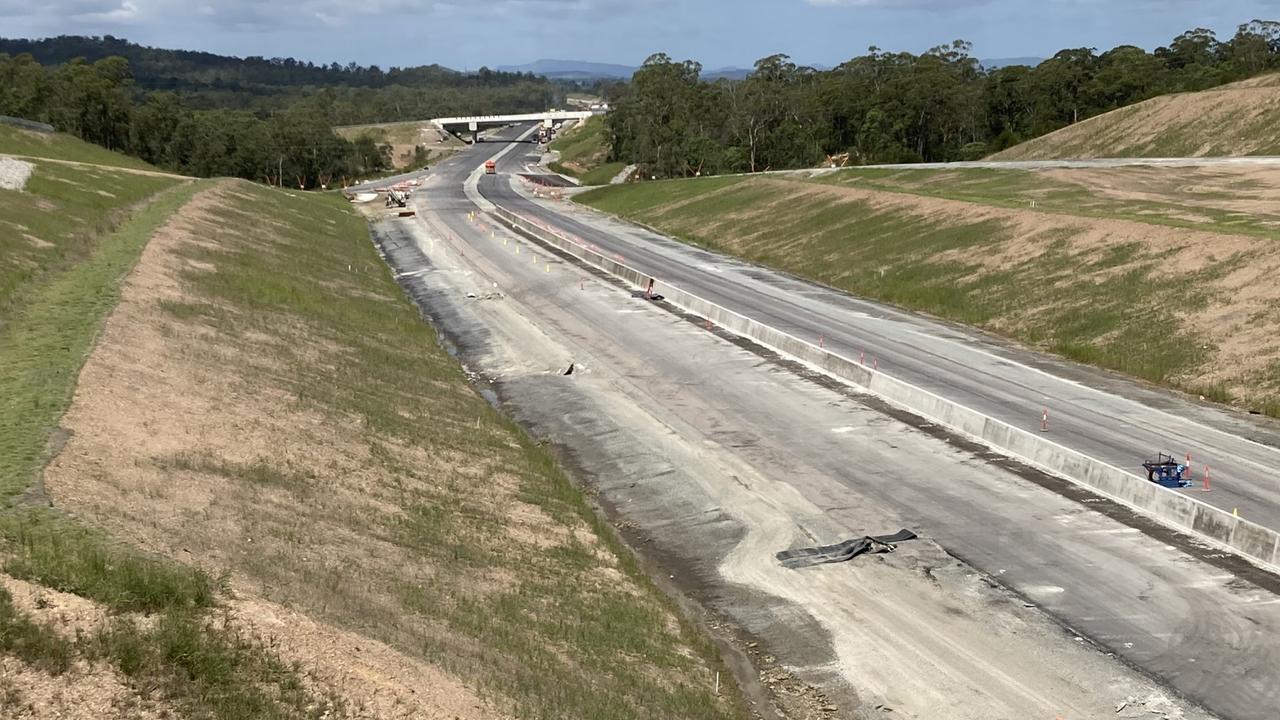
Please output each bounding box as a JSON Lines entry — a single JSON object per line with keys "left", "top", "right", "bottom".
{"left": 2, "top": 0, "right": 1280, "bottom": 70}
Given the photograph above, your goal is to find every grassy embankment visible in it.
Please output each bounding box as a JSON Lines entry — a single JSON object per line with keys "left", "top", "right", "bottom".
{"left": 0, "top": 124, "right": 160, "bottom": 171}
{"left": 129, "top": 181, "right": 736, "bottom": 718}
{"left": 3, "top": 123, "right": 740, "bottom": 718}
{"left": 548, "top": 116, "right": 626, "bottom": 185}
{"left": 1, "top": 129, "right": 336, "bottom": 717}
{"left": 577, "top": 170, "right": 1280, "bottom": 415}
{"left": 818, "top": 166, "right": 1280, "bottom": 237}
{"left": 990, "top": 72, "right": 1280, "bottom": 159}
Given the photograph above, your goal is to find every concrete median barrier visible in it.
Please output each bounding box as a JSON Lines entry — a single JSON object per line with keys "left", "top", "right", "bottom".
{"left": 489, "top": 204, "right": 1280, "bottom": 571}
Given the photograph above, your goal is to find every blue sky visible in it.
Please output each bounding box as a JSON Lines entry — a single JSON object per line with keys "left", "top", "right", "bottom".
{"left": 3, "top": 0, "right": 1280, "bottom": 69}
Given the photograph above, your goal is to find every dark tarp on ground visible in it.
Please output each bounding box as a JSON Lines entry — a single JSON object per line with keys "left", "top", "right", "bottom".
{"left": 776, "top": 529, "right": 918, "bottom": 569}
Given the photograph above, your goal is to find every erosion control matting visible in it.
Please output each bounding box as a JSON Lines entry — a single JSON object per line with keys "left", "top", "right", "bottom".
{"left": 777, "top": 529, "right": 918, "bottom": 569}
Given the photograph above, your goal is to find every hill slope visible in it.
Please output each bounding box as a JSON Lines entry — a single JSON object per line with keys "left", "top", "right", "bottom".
{"left": 0, "top": 123, "right": 163, "bottom": 172}
{"left": 577, "top": 166, "right": 1280, "bottom": 415}
{"left": 2, "top": 131, "right": 738, "bottom": 718}
{"left": 548, "top": 117, "right": 625, "bottom": 185}
{"left": 991, "top": 73, "right": 1280, "bottom": 159}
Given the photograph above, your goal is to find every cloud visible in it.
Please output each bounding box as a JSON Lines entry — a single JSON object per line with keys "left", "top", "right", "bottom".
{"left": 72, "top": 0, "right": 139, "bottom": 22}
{"left": 0, "top": 0, "right": 655, "bottom": 33}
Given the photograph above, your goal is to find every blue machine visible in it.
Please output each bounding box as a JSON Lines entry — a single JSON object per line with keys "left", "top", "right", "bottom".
{"left": 1142, "top": 453, "right": 1192, "bottom": 488}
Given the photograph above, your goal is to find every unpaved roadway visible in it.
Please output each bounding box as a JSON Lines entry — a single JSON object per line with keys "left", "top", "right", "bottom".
{"left": 364, "top": 127, "right": 1280, "bottom": 720}
{"left": 480, "top": 145, "right": 1280, "bottom": 538}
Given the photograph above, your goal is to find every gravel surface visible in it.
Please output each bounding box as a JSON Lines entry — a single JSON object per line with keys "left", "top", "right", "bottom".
{"left": 0, "top": 156, "right": 34, "bottom": 191}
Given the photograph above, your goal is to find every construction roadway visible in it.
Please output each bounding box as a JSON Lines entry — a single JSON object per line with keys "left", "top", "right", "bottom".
{"left": 367, "top": 124, "right": 1280, "bottom": 720}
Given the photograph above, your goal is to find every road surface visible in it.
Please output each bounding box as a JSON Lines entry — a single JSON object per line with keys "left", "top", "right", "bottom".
{"left": 476, "top": 136, "right": 1280, "bottom": 536}
{"left": 370, "top": 125, "right": 1280, "bottom": 720}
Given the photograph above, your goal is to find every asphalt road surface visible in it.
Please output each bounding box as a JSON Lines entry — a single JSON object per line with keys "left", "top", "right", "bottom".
{"left": 386, "top": 124, "right": 1280, "bottom": 719}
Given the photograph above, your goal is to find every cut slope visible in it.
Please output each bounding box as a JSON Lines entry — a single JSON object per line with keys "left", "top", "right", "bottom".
{"left": 577, "top": 172, "right": 1280, "bottom": 415}
{"left": 548, "top": 117, "right": 625, "bottom": 185}
{"left": 991, "top": 73, "right": 1280, "bottom": 159}
{"left": 34, "top": 179, "right": 739, "bottom": 719}
{"left": 333, "top": 121, "right": 464, "bottom": 169}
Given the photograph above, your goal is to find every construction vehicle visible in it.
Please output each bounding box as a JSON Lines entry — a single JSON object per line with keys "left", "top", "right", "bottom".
{"left": 385, "top": 189, "right": 408, "bottom": 208}
{"left": 484, "top": 160, "right": 497, "bottom": 175}
{"left": 1142, "top": 453, "right": 1192, "bottom": 488}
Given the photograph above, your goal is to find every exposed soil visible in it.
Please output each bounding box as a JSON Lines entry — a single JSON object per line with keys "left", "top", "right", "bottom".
{"left": 739, "top": 177, "right": 1280, "bottom": 403}
{"left": 0, "top": 156, "right": 33, "bottom": 190}
{"left": 335, "top": 122, "right": 466, "bottom": 170}
{"left": 39, "top": 181, "right": 504, "bottom": 719}
{"left": 0, "top": 574, "right": 173, "bottom": 719}
{"left": 991, "top": 73, "right": 1280, "bottom": 159}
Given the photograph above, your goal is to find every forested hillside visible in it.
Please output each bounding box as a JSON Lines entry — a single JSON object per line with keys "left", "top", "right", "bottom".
{"left": 603, "top": 20, "right": 1280, "bottom": 177}
{"left": 0, "top": 37, "right": 557, "bottom": 186}
{"left": 0, "top": 35, "right": 556, "bottom": 122}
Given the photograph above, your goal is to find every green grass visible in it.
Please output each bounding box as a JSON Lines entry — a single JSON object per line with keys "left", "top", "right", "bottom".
{"left": 0, "top": 125, "right": 160, "bottom": 171}
{"left": 0, "top": 585, "right": 75, "bottom": 675}
{"left": 0, "top": 506, "right": 333, "bottom": 720}
{"left": 0, "top": 167, "right": 337, "bottom": 717}
{"left": 0, "top": 178, "right": 197, "bottom": 503}
{"left": 0, "top": 160, "right": 181, "bottom": 322}
{"left": 0, "top": 509, "right": 215, "bottom": 613}
{"left": 578, "top": 176, "right": 1228, "bottom": 392}
{"left": 96, "top": 610, "right": 339, "bottom": 720}
{"left": 548, "top": 117, "right": 622, "bottom": 185}
{"left": 147, "top": 180, "right": 739, "bottom": 720}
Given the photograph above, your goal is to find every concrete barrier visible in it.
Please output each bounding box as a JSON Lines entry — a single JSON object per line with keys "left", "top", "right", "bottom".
{"left": 490, "top": 205, "right": 1280, "bottom": 571}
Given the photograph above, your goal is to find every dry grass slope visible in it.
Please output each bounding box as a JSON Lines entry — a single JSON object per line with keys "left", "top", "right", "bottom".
{"left": 991, "top": 72, "right": 1280, "bottom": 159}
{"left": 578, "top": 174, "right": 1280, "bottom": 415}
{"left": 36, "top": 179, "right": 739, "bottom": 720}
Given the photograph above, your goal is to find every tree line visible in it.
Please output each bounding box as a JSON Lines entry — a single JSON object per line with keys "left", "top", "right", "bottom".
{"left": 0, "top": 37, "right": 560, "bottom": 186}
{"left": 604, "top": 21, "right": 1280, "bottom": 177}
{"left": 1, "top": 53, "right": 396, "bottom": 186}
{"left": 0, "top": 35, "right": 557, "bottom": 123}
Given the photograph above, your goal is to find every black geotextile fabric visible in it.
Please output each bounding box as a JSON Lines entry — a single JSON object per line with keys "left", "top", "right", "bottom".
{"left": 776, "top": 529, "right": 918, "bottom": 569}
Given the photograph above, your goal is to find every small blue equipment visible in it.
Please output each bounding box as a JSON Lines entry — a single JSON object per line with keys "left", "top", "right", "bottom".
{"left": 1142, "top": 453, "right": 1192, "bottom": 488}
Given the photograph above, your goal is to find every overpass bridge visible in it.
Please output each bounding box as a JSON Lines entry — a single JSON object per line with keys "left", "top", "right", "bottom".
{"left": 431, "top": 110, "right": 596, "bottom": 142}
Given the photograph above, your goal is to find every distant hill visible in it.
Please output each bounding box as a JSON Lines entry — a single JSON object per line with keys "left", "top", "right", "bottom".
{"left": 981, "top": 57, "right": 1043, "bottom": 69}
{"left": 0, "top": 35, "right": 535, "bottom": 93}
{"left": 703, "top": 66, "right": 752, "bottom": 81}
{"left": 496, "top": 59, "right": 636, "bottom": 80}
{"left": 990, "top": 72, "right": 1280, "bottom": 159}
{"left": 502, "top": 57, "right": 1040, "bottom": 81}
{"left": 496, "top": 58, "right": 754, "bottom": 81}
